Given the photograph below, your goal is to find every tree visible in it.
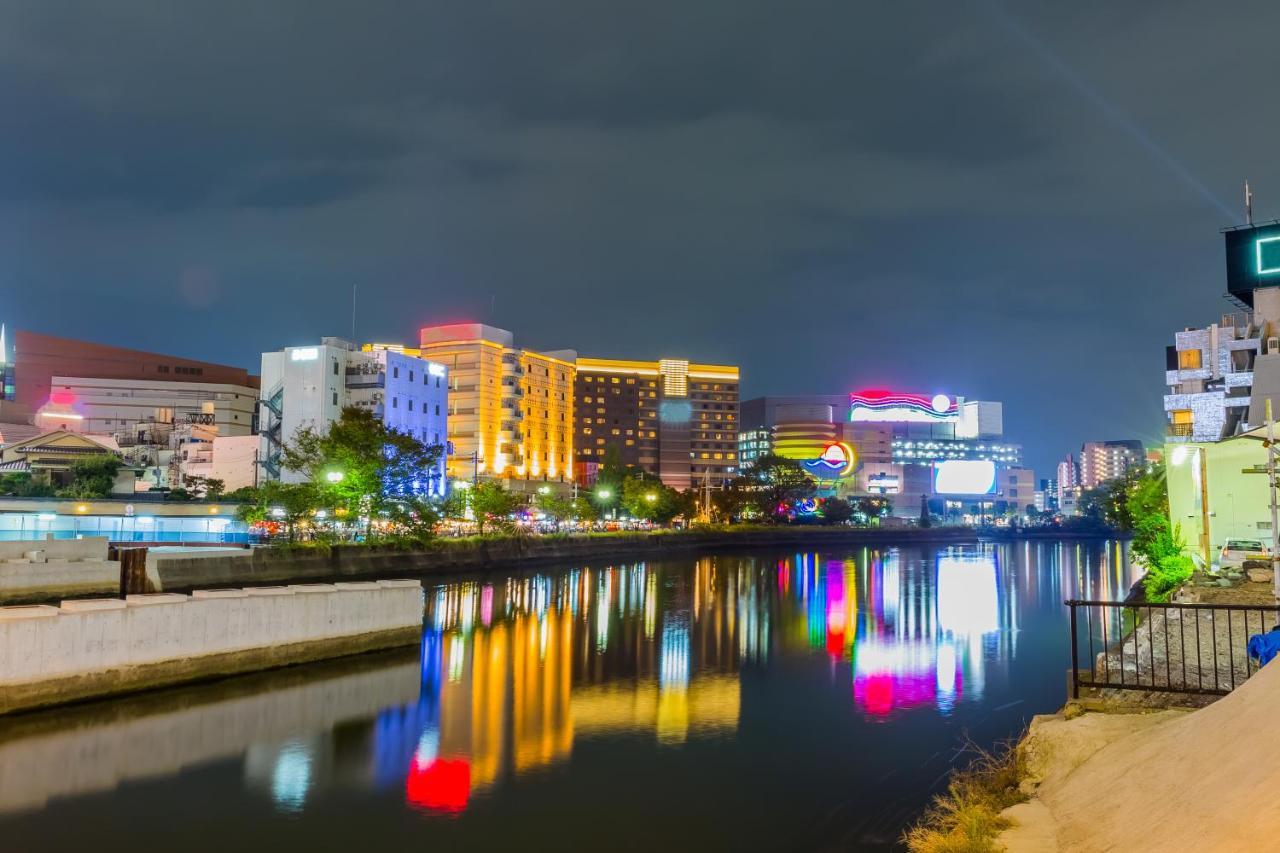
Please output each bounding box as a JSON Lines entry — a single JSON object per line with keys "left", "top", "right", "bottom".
{"left": 570, "top": 495, "right": 600, "bottom": 525}
{"left": 535, "top": 490, "right": 576, "bottom": 531}
{"left": 711, "top": 481, "right": 753, "bottom": 523}
{"left": 184, "top": 475, "right": 226, "bottom": 500}
{"left": 737, "top": 454, "right": 816, "bottom": 522}
{"left": 469, "top": 482, "right": 523, "bottom": 535}
{"left": 57, "top": 454, "right": 122, "bottom": 499}
{"left": 281, "top": 406, "right": 444, "bottom": 537}
{"left": 235, "top": 480, "right": 319, "bottom": 542}
{"left": 823, "top": 497, "right": 855, "bottom": 525}
{"left": 620, "top": 475, "right": 695, "bottom": 526}
{"left": 918, "top": 493, "right": 932, "bottom": 528}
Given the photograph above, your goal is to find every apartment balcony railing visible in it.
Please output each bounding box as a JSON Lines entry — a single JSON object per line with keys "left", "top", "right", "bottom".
{"left": 1165, "top": 423, "right": 1194, "bottom": 437}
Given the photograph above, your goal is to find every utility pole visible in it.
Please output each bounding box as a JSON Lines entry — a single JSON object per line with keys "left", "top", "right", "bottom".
{"left": 1268, "top": 399, "right": 1279, "bottom": 600}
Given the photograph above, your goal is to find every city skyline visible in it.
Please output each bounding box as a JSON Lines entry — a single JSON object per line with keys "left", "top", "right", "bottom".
{"left": 4, "top": 2, "right": 1275, "bottom": 478}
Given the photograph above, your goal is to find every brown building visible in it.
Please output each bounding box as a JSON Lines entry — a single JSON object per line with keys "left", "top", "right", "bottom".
{"left": 575, "top": 357, "right": 740, "bottom": 490}
{"left": 13, "top": 330, "right": 258, "bottom": 417}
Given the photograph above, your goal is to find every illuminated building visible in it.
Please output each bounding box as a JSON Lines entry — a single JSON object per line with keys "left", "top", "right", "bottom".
{"left": 741, "top": 391, "right": 1032, "bottom": 521}
{"left": 1164, "top": 221, "right": 1280, "bottom": 442}
{"left": 417, "top": 324, "right": 575, "bottom": 492}
{"left": 1078, "top": 440, "right": 1145, "bottom": 489}
{"left": 573, "top": 357, "right": 739, "bottom": 490}
{"left": 1056, "top": 454, "right": 1079, "bottom": 514}
{"left": 259, "top": 337, "right": 448, "bottom": 492}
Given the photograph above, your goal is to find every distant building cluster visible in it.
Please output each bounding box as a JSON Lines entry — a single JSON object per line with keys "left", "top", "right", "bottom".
{"left": 0, "top": 315, "right": 1061, "bottom": 530}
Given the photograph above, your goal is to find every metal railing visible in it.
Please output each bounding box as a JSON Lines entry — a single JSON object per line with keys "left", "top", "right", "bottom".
{"left": 1165, "top": 423, "right": 1194, "bottom": 437}
{"left": 1067, "top": 599, "right": 1280, "bottom": 698}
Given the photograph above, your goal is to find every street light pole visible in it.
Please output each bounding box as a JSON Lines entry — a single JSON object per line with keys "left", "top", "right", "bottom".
{"left": 1268, "top": 399, "right": 1279, "bottom": 600}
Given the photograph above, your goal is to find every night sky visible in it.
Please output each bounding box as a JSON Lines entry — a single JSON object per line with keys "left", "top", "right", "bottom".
{"left": 3, "top": 1, "right": 1276, "bottom": 477}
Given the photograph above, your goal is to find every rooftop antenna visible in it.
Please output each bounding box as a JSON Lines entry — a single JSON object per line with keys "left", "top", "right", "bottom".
{"left": 1246, "top": 180, "right": 1254, "bottom": 225}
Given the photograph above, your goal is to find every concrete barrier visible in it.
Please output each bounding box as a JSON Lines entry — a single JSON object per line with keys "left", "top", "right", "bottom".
{"left": 0, "top": 579, "right": 424, "bottom": 715}
{"left": 0, "top": 536, "right": 119, "bottom": 603}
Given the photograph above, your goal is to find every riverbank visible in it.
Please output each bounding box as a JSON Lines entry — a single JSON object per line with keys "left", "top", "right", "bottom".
{"left": 143, "top": 525, "right": 993, "bottom": 592}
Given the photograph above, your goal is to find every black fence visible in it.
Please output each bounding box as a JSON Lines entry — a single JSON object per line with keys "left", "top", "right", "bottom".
{"left": 1066, "top": 599, "right": 1280, "bottom": 698}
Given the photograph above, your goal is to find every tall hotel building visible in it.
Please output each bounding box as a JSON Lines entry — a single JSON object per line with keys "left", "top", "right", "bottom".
{"left": 417, "top": 324, "right": 575, "bottom": 492}
{"left": 574, "top": 358, "right": 740, "bottom": 490}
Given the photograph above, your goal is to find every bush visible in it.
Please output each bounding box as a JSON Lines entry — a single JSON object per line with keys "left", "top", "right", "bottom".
{"left": 1144, "top": 554, "right": 1195, "bottom": 602}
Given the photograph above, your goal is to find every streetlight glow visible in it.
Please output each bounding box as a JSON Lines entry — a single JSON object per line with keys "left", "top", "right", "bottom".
{"left": 326, "top": 470, "right": 345, "bottom": 483}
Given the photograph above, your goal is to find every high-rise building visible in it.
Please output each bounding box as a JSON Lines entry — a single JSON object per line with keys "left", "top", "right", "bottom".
{"left": 1056, "top": 454, "right": 1079, "bottom": 512}
{"left": 259, "top": 337, "right": 448, "bottom": 494}
{"left": 1039, "top": 477, "right": 1059, "bottom": 511}
{"left": 1078, "top": 440, "right": 1145, "bottom": 488}
{"left": 417, "top": 324, "right": 575, "bottom": 492}
{"left": 573, "top": 358, "right": 740, "bottom": 490}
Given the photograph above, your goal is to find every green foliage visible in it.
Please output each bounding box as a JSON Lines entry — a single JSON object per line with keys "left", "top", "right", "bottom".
{"left": 1144, "top": 553, "right": 1195, "bottom": 602}
{"left": 534, "top": 490, "right": 576, "bottom": 531}
{"left": 822, "top": 497, "right": 854, "bottom": 525}
{"left": 468, "top": 482, "right": 523, "bottom": 534}
{"left": 222, "top": 485, "right": 259, "bottom": 503}
{"left": 166, "top": 488, "right": 193, "bottom": 501}
{"left": 56, "top": 454, "right": 122, "bottom": 499}
{"left": 728, "top": 454, "right": 816, "bottom": 523}
{"left": 0, "top": 471, "right": 56, "bottom": 497}
{"left": 570, "top": 495, "right": 600, "bottom": 523}
{"left": 235, "top": 480, "right": 318, "bottom": 541}
{"left": 281, "top": 405, "right": 444, "bottom": 538}
{"left": 620, "top": 475, "right": 693, "bottom": 525}
{"left": 184, "top": 475, "right": 225, "bottom": 499}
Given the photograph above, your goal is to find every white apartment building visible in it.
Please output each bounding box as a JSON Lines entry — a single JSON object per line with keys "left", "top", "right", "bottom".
{"left": 260, "top": 337, "right": 448, "bottom": 494}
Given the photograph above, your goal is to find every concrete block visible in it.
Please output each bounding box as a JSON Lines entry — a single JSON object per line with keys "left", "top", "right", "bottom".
{"left": 376, "top": 579, "right": 422, "bottom": 589}
{"left": 245, "top": 586, "right": 294, "bottom": 596}
{"left": 125, "top": 594, "right": 190, "bottom": 607}
{"left": 191, "top": 590, "right": 249, "bottom": 599}
{"left": 59, "top": 599, "right": 128, "bottom": 613}
{"left": 0, "top": 605, "right": 61, "bottom": 620}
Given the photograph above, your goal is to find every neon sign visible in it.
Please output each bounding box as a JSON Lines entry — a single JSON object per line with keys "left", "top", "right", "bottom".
{"left": 849, "top": 390, "right": 958, "bottom": 423}
{"left": 933, "top": 459, "right": 996, "bottom": 495}
{"left": 801, "top": 441, "right": 856, "bottom": 478}
{"left": 1258, "top": 236, "right": 1280, "bottom": 276}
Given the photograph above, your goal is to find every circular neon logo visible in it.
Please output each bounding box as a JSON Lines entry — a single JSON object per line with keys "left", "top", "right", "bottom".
{"left": 931, "top": 394, "right": 950, "bottom": 413}
{"left": 804, "top": 441, "right": 856, "bottom": 478}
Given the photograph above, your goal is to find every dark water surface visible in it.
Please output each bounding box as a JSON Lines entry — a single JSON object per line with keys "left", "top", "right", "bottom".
{"left": 0, "top": 540, "right": 1133, "bottom": 851}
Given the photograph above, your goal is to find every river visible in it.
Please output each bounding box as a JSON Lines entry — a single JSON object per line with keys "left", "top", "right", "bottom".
{"left": 0, "top": 539, "right": 1133, "bottom": 851}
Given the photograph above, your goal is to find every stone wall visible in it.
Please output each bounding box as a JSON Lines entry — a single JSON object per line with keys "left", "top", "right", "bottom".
{"left": 0, "top": 580, "right": 424, "bottom": 715}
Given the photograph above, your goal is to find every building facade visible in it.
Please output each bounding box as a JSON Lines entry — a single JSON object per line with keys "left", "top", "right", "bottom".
{"left": 1078, "top": 440, "right": 1146, "bottom": 489}
{"left": 416, "top": 324, "right": 575, "bottom": 492}
{"left": 39, "top": 376, "right": 258, "bottom": 437}
{"left": 1164, "top": 222, "right": 1280, "bottom": 442}
{"left": 574, "top": 358, "right": 740, "bottom": 490}
{"left": 740, "top": 390, "right": 1031, "bottom": 521}
{"left": 11, "top": 329, "right": 258, "bottom": 420}
{"left": 259, "top": 338, "right": 448, "bottom": 494}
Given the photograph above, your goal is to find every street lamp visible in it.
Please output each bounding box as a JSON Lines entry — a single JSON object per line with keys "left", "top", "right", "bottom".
{"left": 326, "top": 470, "right": 345, "bottom": 483}
{"left": 597, "top": 488, "right": 612, "bottom": 500}
{"left": 645, "top": 492, "right": 657, "bottom": 503}
{"left": 538, "top": 485, "right": 552, "bottom": 496}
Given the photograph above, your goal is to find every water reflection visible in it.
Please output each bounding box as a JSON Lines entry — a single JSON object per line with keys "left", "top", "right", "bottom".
{"left": 0, "top": 540, "right": 1135, "bottom": 848}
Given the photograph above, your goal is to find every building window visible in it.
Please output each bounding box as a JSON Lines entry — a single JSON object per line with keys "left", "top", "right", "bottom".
{"left": 1172, "top": 409, "right": 1192, "bottom": 425}
{"left": 1178, "top": 349, "right": 1202, "bottom": 370}
{"left": 332, "top": 391, "right": 338, "bottom": 405}
{"left": 393, "top": 366, "right": 400, "bottom": 379}
{"left": 332, "top": 361, "right": 339, "bottom": 376}
{"left": 409, "top": 370, "right": 415, "bottom": 382}
{"left": 392, "top": 397, "right": 398, "bottom": 409}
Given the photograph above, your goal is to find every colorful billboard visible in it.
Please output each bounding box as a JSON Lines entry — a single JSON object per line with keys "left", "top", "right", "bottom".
{"left": 849, "top": 390, "right": 958, "bottom": 423}
{"left": 801, "top": 441, "right": 856, "bottom": 479}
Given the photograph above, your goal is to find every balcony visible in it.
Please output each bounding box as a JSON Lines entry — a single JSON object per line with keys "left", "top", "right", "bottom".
{"left": 1165, "top": 423, "right": 1194, "bottom": 438}
{"left": 345, "top": 366, "right": 385, "bottom": 389}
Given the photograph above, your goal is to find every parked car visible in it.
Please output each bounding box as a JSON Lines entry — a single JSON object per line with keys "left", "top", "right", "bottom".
{"left": 1218, "top": 538, "right": 1270, "bottom": 570}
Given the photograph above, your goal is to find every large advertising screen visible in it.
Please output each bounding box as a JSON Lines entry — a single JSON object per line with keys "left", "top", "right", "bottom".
{"left": 933, "top": 460, "right": 996, "bottom": 495}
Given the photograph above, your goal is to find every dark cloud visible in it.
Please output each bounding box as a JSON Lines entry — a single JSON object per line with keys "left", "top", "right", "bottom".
{"left": 1, "top": 0, "right": 1276, "bottom": 475}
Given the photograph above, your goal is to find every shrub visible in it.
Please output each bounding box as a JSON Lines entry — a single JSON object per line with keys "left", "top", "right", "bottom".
{"left": 1144, "top": 554, "right": 1195, "bottom": 602}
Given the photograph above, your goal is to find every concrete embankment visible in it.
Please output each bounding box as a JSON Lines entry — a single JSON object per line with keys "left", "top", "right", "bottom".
{"left": 147, "top": 527, "right": 985, "bottom": 591}
{"left": 1000, "top": 658, "right": 1280, "bottom": 851}
{"left": 0, "top": 580, "right": 424, "bottom": 715}
{"left": 0, "top": 648, "right": 420, "bottom": 813}
{"left": 0, "top": 537, "right": 118, "bottom": 602}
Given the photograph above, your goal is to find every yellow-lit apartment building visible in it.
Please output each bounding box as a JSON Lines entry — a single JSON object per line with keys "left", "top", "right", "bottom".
{"left": 407, "top": 324, "right": 576, "bottom": 493}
